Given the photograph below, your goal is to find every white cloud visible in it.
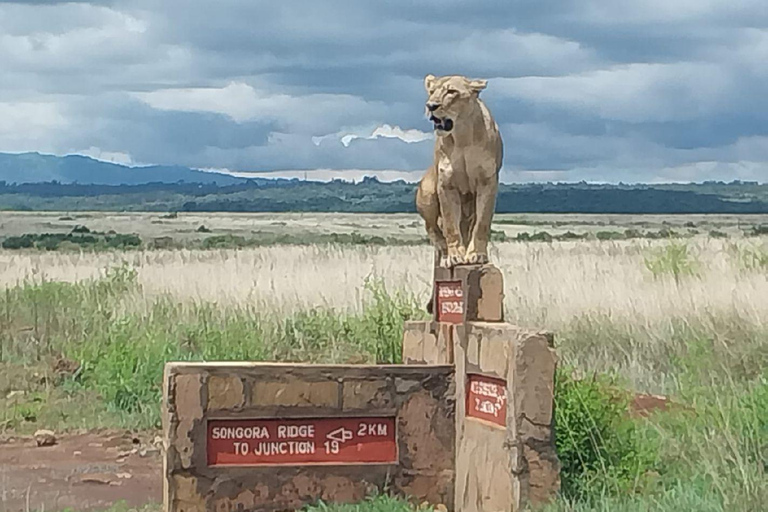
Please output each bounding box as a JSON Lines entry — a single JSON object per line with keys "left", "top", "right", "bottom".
{"left": 0, "top": 0, "right": 766, "bottom": 183}
{"left": 133, "top": 81, "right": 395, "bottom": 134}
{"left": 313, "top": 124, "right": 433, "bottom": 147}
{"left": 0, "top": 102, "right": 67, "bottom": 151}
{"left": 386, "top": 29, "right": 599, "bottom": 76}
{"left": 494, "top": 63, "right": 735, "bottom": 123}
{"left": 77, "top": 146, "right": 134, "bottom": 166}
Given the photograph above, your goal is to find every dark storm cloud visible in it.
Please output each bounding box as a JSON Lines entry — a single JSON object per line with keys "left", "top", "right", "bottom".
{"left": 0, "top": 0, "right": 766, "bottom": 182}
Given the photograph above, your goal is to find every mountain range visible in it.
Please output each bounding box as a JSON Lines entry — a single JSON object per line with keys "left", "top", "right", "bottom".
{"left": 0, "top": 152, "right": 245, "bottom": 185}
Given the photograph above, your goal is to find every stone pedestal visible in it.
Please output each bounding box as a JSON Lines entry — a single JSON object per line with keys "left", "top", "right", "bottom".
{"left": 403, "top": 262, "right": 560, "bottom": 511}
{"left": 454, "top": 324, "right": 559, "bottom": 511}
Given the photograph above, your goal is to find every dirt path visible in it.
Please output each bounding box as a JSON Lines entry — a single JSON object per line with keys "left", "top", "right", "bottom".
{"left": 0, "top": 431, "right": 162, "bottom": 512}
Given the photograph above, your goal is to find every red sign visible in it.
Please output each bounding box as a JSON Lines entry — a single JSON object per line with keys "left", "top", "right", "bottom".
{"left": 466, "top": 374, "right": 507, "bottom": 427}
{"left": 435, "top": 280, "right": 464, "bottom": 324}
{"left": 207, "top": 417, "right": 397, "bottom": 466}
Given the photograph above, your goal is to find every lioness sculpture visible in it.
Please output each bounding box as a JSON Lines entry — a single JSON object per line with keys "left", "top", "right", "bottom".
{"left": 416, "top": 74, "right": 503, "bottom": 268}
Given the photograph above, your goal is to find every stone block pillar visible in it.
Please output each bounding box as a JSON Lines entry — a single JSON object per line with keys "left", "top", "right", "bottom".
{"left": 404, "top": 262, "right": 560, "bottom": 511}
{"left": 403, "top": 263, "right": 505, "bottom": 365}
{"left": 454, "top": 324, "right": 559, "bottom": 511}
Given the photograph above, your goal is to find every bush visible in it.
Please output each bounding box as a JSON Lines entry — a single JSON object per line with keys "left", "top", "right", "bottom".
{"left": 555, "top": 368, "right": 660, "bottom": 499}
{"left": 202, "top": 234, "right": 248, "bottom": 249}
{"left": 2, "top": 235, "right": 34, "bottom": 249}
{"left": 71, "top": 225, "right": 90, "bottom": 233}
{"left": 105, "top": 233, "right": 142, "bottom": 248}
{"left": 516, "top": 231, "right": 553, "bottom": 242}
{"left": 709, "top": 230, "right": 728, "bottom": 238}
{"left": 643, "top": 242, "right": 700, "bottom": 283}
{"left": 730, "top": 244, "right": 768, "bottom": 272}
{"left": 557, "top": 231, "right": 587, "bottom": 241}
{"left": 596, "top": 231, "right": 625, "bottom": 241}
{"left": 490, "top": 229, "right": 508, "bottom": 242}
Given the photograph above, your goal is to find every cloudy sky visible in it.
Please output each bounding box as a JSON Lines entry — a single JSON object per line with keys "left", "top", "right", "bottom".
{"left": 1, "top": 0, "right": 766, "bottom": 183}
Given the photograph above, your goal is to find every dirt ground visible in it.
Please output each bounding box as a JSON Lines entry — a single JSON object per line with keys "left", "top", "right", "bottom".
{"left": 0, "top": 430, "right": 162, "bottom": 512}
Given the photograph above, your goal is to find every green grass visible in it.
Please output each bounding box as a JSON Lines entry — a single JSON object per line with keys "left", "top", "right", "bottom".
{"left": 305, "top": 494, "right": 431, "bottom": 512}
{"left": 0, "top": 264, "right": 426, "bottom": 430}
{"left": 1, "top": 264, "right": 766, "bottom": 511}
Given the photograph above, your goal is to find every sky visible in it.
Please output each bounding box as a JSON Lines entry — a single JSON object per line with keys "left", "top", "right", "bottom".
{"left": 0, "top": 0, "right": 766, "bottom": 184}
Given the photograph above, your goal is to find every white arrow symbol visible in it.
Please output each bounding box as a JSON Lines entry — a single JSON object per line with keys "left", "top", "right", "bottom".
{"left": 326, "top": 427, "right": 353, "bottom": 443}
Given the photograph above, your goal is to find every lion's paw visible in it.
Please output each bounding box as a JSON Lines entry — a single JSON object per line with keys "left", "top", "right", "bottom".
{"left": 464, "top": 251, "right": 489, "bottom": 265}
{"left": 440, "top": 254, "right": 465, "bottom": 268}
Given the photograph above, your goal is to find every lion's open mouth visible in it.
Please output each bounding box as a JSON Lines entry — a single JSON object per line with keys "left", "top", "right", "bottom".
{"left": 430, "top": 115, "right": 454, "bottom": 133}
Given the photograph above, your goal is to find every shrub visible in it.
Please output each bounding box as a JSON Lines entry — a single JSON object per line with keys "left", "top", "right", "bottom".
{"left": 202, "top": 234, "right": 248, "bottom": 248}
{"left": 596, "top": 231, "right": 625, "bottom": 241}
{"left": 105, "top": 233, "right": 142, "bottom": 248}
{"left": 555, "top": 368, "right": 660, "bottom": 499}
{"left": 196, "top": 224, "right": 212, "bottom": 233}
{"left": 557, "top": 231, "right": 587, "bottom": 241}
{"left": 709, "top": 230, "right": 728, "bottom": 238}
{"left": 71, "top": 225, "right": 90, "bottom": 233}
{"left": 2, "top": 235, "right": 34, "bottom": 249}
{"left": 516, "top": 231, "right": 553, "bottom": 242}
{"left": 748, "top": 225, "right": 768, "bottom": 236}
{"left": 643, "top": 242, "right": 700, "bottom": 283}
{"left": 489, "top": 229, "right": 508, "bottom": 242}
{"left": 37, "top": 237, "right": 61, "bottom": 251}
{"left": 730, "top": 244, "right": 768, "bottom": 272}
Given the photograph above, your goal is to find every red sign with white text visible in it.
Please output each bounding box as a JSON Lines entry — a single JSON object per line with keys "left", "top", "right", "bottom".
{"left": 466, "top": 374, "right": 507, "bottom": 427}
{"left": 435, "top": 280, "right": 464, "bottom": 324}
{"left": 207, "top": 417, "right": 397, "bottom": 466}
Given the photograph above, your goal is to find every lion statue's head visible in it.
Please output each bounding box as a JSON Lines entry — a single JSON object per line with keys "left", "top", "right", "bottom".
{"left": 423, "top": 74, "right": 488, "bottom": 136}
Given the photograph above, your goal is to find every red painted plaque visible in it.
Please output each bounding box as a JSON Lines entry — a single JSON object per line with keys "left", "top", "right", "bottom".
{"left": 435, "top": 280, "right": 464, "bottom": 324}
{"left": 466, "top": 374, "right": 507, "bottom": 427}
{"left": 207, "top": 417, "right": 397, "bottom": 466}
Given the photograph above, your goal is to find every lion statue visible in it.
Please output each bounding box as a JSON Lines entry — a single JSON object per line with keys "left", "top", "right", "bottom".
{"left": 415, "top": 74, "right": 503, "bottom": 268}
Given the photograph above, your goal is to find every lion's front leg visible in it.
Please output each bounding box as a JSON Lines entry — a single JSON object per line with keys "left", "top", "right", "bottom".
{"left": 437, "top": 185, "right": 465, "bottom": 268}
{"left": 416, "top": 167, "right": 447, "bottom": 260}
{"left": 465, "top": 180, "right": 498, "bottom": 265}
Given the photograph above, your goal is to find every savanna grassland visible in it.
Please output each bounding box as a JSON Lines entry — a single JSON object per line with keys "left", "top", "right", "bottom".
{"left": 0, "top": 211, "right": 767, "bottom": 512}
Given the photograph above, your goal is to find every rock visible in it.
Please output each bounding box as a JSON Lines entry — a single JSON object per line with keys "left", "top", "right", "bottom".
{"left": 52, "top": 355, "right": 80, "bottom": 379}
{"left": 116, "top": 472, "right": 133, "bottom": 479}
{"left": 33, "top": 430, "right": 56, "bottom": 447}
{"left": 435, "top": 505, "right": 448, "bottom": 512}
{"left": 139, "top": 447, "right": 160, "bottom": 457}
{"left": 78, "top": 473, "right": 112, "bottom": 485}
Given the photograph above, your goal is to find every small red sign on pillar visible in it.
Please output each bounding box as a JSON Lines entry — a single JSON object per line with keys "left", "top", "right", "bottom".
{"left": 466, "top": 374, "right": 507, "bottom": 427}
{"left": 207, "top": 417, "right": 397, "bottom": 466}
{"left": 435, "top": 280, "right": 464, "bottom": 324}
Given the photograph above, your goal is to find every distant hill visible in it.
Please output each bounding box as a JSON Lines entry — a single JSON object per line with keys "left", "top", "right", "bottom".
{"left": 0, "top": 153, "right": 767, "bottom": 214}
{"left": 1, "top": 177, "right": 768, "bottom": 214}
{"left": 0, "top": 152, "right": 246, "bottom": 185}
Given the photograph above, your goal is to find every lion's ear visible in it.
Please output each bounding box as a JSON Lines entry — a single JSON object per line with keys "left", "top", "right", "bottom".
{"left": 468, "top": 79, "right": 488, "bottom": 94}
{"left": 424, "top": 74, "right": 437, "bottom": 92}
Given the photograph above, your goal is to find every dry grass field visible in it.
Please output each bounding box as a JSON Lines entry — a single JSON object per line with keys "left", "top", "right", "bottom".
{"left": 0, "top": 211, "right": 766, "bottom": 511}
